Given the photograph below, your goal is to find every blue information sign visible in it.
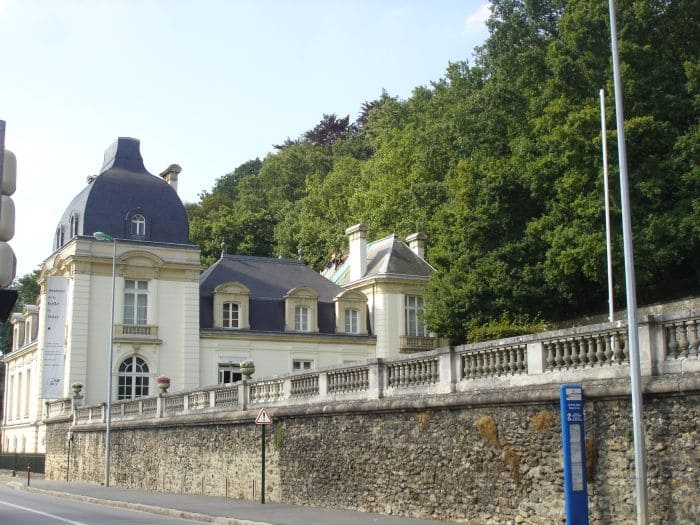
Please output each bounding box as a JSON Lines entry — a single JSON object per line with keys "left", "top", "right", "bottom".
{"left": 560, "top": 384, "right": 589, "bottom": 525}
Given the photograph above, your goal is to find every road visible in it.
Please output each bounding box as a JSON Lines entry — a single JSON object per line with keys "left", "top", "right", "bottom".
{"left": 0, "top": 484, "right": 203, "bottom": 525}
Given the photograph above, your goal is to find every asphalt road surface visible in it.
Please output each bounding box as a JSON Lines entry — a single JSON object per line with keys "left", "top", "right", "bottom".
{"left": 0, "top": 484, "right": 203, "bottom": 525}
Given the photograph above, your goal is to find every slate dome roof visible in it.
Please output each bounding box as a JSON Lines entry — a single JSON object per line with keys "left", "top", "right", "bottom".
{"left": 53, "top": 138, "right": 189, "bottom": 250}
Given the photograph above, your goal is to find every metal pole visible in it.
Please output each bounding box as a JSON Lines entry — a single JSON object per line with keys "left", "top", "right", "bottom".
{"left": 607, "top": 1, "right": 648, "bottom": 523}
{"left": 600, "top": 89, "right": 614, "bottom": 324}
{"left": 261, "top": 425, "right": 266, "bottom": 504}
{"left": 104, "top": 238, "right": 116, "bottom": 487}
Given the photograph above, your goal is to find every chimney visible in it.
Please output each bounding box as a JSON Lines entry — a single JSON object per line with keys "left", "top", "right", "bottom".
{"left": 345, "top": 223, "right": 368, "bottom": 282}
{"left": 160, "top": 163, "right": 182, "bottom": 193}
{"left": 406, "top": 232, "right": 427, "bottom": 259}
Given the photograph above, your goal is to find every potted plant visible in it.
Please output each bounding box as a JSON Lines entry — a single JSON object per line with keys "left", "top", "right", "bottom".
{"left": 156, "top": 375, "right": 171, "bottom": 394}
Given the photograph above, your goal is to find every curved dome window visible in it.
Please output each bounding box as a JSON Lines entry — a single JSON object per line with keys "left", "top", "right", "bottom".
{"left": 54, "top": 225, "right": 65, "bottom": 250}
{"left": 131, "top": 214, "right": 146, "bottom": 236}
{"left": 69, "top": 214, "right": 80, "bottom": 238}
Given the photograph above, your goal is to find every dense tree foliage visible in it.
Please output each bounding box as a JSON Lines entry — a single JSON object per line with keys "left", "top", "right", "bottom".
{"left": 187, "top": 0, "right": 699, "bottom": 344}
{"left": 0, "top": 269, "right": 41, "bottom": 354}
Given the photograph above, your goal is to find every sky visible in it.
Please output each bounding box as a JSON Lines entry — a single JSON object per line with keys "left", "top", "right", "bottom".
{"left": 0, "top": 0, "right": 491, "bottom": 278}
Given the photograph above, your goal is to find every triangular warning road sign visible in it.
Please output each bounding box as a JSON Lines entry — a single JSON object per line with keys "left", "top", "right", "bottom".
{"left": 255, "top": 407, "right": 272, "bottom": 425}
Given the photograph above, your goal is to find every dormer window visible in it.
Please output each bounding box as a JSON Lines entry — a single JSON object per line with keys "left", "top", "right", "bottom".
{"left": 223, "top": 302, "right": 240, "bottom": 329}
{"left": 131, "top": 214, "right": 146, "bottom": 236}
{"left": 54, "top": 225, "right": 65, "bottom": 249}
{"left": 333, "top": 289, "right": 368, "bottom": 335}
{"left": 345, "top": 308, "right": 359, "bottom": 334}
{"left": 69, "top": 213, "right": 80, "bottom": 238}
{"left": 295, "top": 306, "right": 310, "bottom": 332}
{"left": 213, "top": 283, "right": 250, "bottom": 330}
{"left": 284, "top": 287, "right": 319, "bottom": 333}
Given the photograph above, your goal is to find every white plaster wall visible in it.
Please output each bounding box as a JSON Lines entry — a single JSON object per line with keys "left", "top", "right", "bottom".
{"left": 84, "top": 272, "right": 112, "bottom": 406}
{"left": 1, "top": 347, "right": 43, "bottom": 452}
{"left": 199, "top": 337, "right": 374, "bottom": 388}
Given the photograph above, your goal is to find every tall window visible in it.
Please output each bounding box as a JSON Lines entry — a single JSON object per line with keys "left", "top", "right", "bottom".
{"left": 405, "top": 295, "right": 427, "bottom": 337}
{"left": 294, "top": 306, "right": 309, "bottom": 332}
{"left": 345, "top": 308, "right": 359, "bottom": 334}
{"left": 131, "top": 213, "right": 146, "bottom": 236}
{"left": 223, "top": 302, "right": 240, "bottom": 329}
{"left": 118, "top": 356, "right": 150, "bottom": 400}
{"left": 123, "top": 280, "right": 148, "bottom": 325}
{"left": 69, "top": 214, "right": 79, "bottom": 238}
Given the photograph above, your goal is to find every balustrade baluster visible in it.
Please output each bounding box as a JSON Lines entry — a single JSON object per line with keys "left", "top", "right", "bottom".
{"left": 678, "top": 322, "right": 689, "bottom": 358}
{"left": 563, "top": 340, "right": 572, "bottom": 368}
{"left": 666, "top": 325, "right": 679, "bottom": 359}
{"left": 613, "top": 333, "right": 623, "bottom": 363}
{"left": 546, "top": 343, "right": 555, "bottom": 369}
{"left": 508, "top": 347, "right": 516, "bottom": 374}
{"left": 688, "top": 320, "right": 699, "bottom": 355}
{"left": 604, "top": 335, "right": 613, "bottom": 363}
{"left": 586, "top": 338, "right": 596, "bottom": 367}
{"left": 489, "top": 351, "right": 497, "bottom": 376}
{"left": 476, "top": 353, "right": 484, "bottom": 377}
{"left": 555, "top": 341, "right": 564, "bottom": 369}
{"left": 570, "top": 339, "right": 580, "bottom": 367}
{"left": 595, "top": 335, "right": 605, "bottom": 365}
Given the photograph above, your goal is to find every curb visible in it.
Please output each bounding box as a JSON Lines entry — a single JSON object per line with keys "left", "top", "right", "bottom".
{"left": 0, "top": 479, "right": 271, "bottom": 525}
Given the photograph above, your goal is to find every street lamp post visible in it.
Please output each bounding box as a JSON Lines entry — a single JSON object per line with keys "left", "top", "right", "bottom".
{"left": 607, "top": 1, "right": 648, "bottom": 523}
{"left": 94, "top": 231, "right": 116, "bottom": 487}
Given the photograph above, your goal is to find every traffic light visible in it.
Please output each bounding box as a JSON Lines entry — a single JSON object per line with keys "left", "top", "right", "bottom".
{"left": 0, "top": 120, "right": 17, "bottom": 321}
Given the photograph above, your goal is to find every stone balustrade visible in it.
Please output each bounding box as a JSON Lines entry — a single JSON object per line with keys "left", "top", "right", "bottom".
{"left": 48, "top": 303, "right": 699, "bottom": 426}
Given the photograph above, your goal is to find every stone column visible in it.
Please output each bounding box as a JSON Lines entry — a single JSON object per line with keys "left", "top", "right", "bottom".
{"left": 526, "top": 342, "right": 546, "bottom": 375}
{"left": 367, "top": 359, "right": 384, "bottom": 399}
{"left": 437, "top": 347, "right": 456, "bottom": 393}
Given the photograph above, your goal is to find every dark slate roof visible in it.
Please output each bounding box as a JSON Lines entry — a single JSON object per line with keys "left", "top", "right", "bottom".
{"left": 200, "top": 255, "right": 345, "bottom": 331}
{"left": 331, "top": 234, "right": 434, "bottom": 285}
{"left": 54, "top": 138, "right": 189, "bottom": 249}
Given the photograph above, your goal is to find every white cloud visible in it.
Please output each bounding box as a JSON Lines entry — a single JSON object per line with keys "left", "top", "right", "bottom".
{"left": 465, "top": 2, "right": 491, "bottom": 31}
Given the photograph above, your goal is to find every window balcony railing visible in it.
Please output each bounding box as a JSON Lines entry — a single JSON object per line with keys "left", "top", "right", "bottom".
{"left": 400, "top": 335, "right": 438, "bottom": 352}
{"left": 114, "top": 324, "right": 159, "bottom": 340}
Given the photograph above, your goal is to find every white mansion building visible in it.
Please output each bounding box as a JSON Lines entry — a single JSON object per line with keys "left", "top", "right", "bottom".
{"left": 1, "top": 138, "right": 438, "bottom": 453}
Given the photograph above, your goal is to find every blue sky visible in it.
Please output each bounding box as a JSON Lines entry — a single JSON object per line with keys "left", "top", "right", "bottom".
{"left": 0, "top": 0, "right": 491, "bottom": 277}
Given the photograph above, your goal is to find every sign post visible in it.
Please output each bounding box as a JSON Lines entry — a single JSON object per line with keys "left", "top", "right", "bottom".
{"left": 560, "top": 384, "right": 589, "bottom": 525}
{"left": 255, "top": 408, "right": 272, "bottom": 504}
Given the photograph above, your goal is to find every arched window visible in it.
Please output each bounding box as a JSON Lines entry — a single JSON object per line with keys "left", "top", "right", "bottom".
{"left": 117, "top": 356, "right": 150, "bottom": 400}
{"left": 131, "top": 213, "right": 146, "bottom": 236}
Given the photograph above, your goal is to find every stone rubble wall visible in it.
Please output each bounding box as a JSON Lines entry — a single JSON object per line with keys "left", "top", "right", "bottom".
{"left": 44, "top": 382, "right": 698, "bottom": 525}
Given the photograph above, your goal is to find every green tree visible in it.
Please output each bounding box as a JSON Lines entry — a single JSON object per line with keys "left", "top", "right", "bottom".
{"left": 0, "top": 269, "right": 41, "bottom": 354}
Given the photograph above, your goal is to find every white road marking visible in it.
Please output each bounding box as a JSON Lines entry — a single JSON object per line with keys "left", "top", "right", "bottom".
{"left": 0, "top": 498, "right": 90, "bottom": 525}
